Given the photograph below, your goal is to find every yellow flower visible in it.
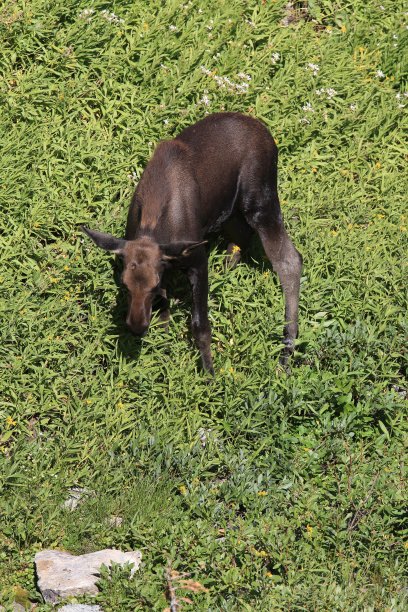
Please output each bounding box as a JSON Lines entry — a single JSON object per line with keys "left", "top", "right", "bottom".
{"left": 340, "top": 25, "right": 347, "bottom": 33}
{"left": 229, "top": 367, "right": 235, "bottom": 374}
{"left": 258, "top": 490, "right": 268, "bottom": 496}
{"left": 231, "top": 245, "right": 241, "bottom": 254}
{"left": 306, "top": 525, "right": 314, "bottom": 536}
{"left": 312, "top": 167, "right": 317, "bottom": 173}
{"left": 64, "top": 265, "right": 70, "bottom": 271}
{"left": 50, "top": 277, "right": 59, "bottom": 283}
{"left": 330, "top": 230, "right": 338, "bottom": 236}
{"left": 179, "top": 485, "right": 187, "bottom": 496}
{"left": 6, "top": 416, "right": 16, "bottom": 427}
{"left": 143, "top": 22, "right": 149, "bottom": 31}
{"left": 376, "top": 214, "right": 385, "bottom": 219}
{"left": 116, "top": 401, "right": 124, "bottom": 409}
{"left": 347, "top": 223, "right": 354, "bottom": 230}
{"left": 404, "top": 541, "right": 408, "bottom": 549}
{"left": 85, "top": 399, "right": 92, "bottom": 405}
{"left": 400, "top": 226, "right": 406, "bottom": 232}
{"left": 375, "top": 161, "right": 381, "bottom": 169}
{"left": 326, "top": 26, "right": 333, "bottom": 33}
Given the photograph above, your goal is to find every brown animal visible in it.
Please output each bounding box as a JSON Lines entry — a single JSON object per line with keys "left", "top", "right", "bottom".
{"left": 82, "top": 112, "right": 302, "bottom": 375}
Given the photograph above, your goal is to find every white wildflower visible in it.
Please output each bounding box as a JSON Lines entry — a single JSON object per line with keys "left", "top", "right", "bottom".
{"left": 237, "top": 72, "right": 251, "bottom": 81}
{"left": 245, "top": 19, "right": 255, "bottom": 28}
{"left": 316, "top": 88, "right": 337, "bottom": 99}
{"left": 128, "top": 171, "right": 138, "bottom": 184}
{"left": 398, "top": 103, "right": 406, "bottom": 108}
{"left": 200, "top": 94, "right": 211, "bottom": 106}
{"left": 299, "top": 117, "right": 311, "bottom": 124}
{"left": 393, "top": 34, "right": 398, "bottom": 39}
{"left": 235, "top": 83, "right": 249, "bottom": 93}
{"left": 100, "top": 9, "right": 124, "bottom": 24}
{"left": 271, "top": 52, "right": 280, "bottom": 64}
{"left": 379, "top": 5, "right": 385, "bottom": 9}
{"left": 306, "top": 63, "right": 320, "bottom": 76}
{"left": 302, "top": 102, "right": 315, "bottom": 112}
{"left": 79, "top": 8, "right": 95, "bottom": 22}
{"left": 350, "top": 103, "right": 357, "bottom": 111}
{"left": 163, "top": 119, "right": 169, "bottom": 125}
{"left": 200, "top": 65, "right": 212, "bottom": 76}
{"left": 376, "top": 70, "right": 385, "bottom": 78}
{"left": 169, "top": 24, "right": 177, "bottom": 32}
{"left": 202, "top": 68, "right": 250, "bottom": 94}
{"left": 396, "top": 93, "right": 401, "bottom": 99}
{"left": 198, "top": 427, "right": 212, "bottom": 448}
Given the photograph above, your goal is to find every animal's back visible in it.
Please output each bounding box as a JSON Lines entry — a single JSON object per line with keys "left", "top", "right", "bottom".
{"left": 176, "top": 112, "right": 278, "bottom": 229}
{"left": 127, "top": 113, "right": 278, "bottom": 241}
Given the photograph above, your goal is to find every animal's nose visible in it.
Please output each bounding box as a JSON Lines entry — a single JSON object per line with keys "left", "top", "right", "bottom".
{"left": 126, "top": 318, "right": 149, "bottom": 337}
{"left": 131, "top": 328, "right": 148, "bottom": 338}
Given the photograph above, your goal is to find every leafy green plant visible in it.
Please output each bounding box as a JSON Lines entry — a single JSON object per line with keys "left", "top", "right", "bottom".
{"left": 0, "top": 0, "right": 407, "bottom": 609}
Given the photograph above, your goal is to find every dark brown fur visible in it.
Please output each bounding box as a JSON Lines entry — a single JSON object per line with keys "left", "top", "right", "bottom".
{"left": 82, "top": 112, "right": 302, "bottom": 374}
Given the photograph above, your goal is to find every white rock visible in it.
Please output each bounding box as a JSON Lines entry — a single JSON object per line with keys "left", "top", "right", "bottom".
{"left": 58, "top": 606, "right": 102, "bottom": 611}
{"left": 62, "top": 487, "right": 93, "bottom": 511}
{"left": 108, "top": 514, "right": 123, "bottom": 527}
{"left": 35, "top": 549, "right": 142, "bottom": 603}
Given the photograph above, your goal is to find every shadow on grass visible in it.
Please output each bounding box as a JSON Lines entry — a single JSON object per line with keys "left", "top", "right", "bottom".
{"left": 106, "top": 235, "right": 286, "bottom": 366}
{"left": 108, "top": 258, "right": 143, "bottom": 363}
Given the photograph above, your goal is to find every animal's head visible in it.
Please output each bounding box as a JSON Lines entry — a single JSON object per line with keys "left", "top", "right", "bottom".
{"left": 82, "top": 227, "right": 206, "bottom": 336}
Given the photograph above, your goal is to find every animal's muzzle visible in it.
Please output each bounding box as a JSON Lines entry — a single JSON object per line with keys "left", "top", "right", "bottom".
{"left": 126, "top": 318, "right": 149, "bottom": 337}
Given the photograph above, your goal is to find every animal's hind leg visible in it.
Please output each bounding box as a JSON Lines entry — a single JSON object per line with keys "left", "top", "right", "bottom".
{"left": 248, "top": 203, "right": 302, "bottom": 365}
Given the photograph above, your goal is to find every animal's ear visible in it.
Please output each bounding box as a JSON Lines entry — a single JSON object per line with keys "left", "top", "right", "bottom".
{"left": 161, "top": 240, "right": 208, "bottom": 262}
{"left": 81, "top": 226, "right": 126, "bottom": 255}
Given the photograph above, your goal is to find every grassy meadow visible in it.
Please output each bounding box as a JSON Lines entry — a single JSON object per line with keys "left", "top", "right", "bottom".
{"left": 0, "top": 0, "right": 407, "bottom": 609}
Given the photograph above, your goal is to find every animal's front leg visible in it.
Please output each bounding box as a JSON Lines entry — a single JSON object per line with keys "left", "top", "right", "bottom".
{"left": 154, "top": 288, "right": 170, "bottom": 332}
{"left": 187, "top": 262, "right": 214, "bottom": 375}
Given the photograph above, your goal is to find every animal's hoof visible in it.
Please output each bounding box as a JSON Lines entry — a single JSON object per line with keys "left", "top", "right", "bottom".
{"left": 279, "top": 340, "right": 294, "bottom": 373}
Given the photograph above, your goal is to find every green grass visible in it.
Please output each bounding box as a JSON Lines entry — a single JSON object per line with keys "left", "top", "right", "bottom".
{"left": 0, "top": 0, "right": 407, "bottom": 609}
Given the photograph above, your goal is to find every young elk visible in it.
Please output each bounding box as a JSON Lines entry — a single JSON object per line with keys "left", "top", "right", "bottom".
{"left": 83, "top": 112, "right": 302, "bottom": 375}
